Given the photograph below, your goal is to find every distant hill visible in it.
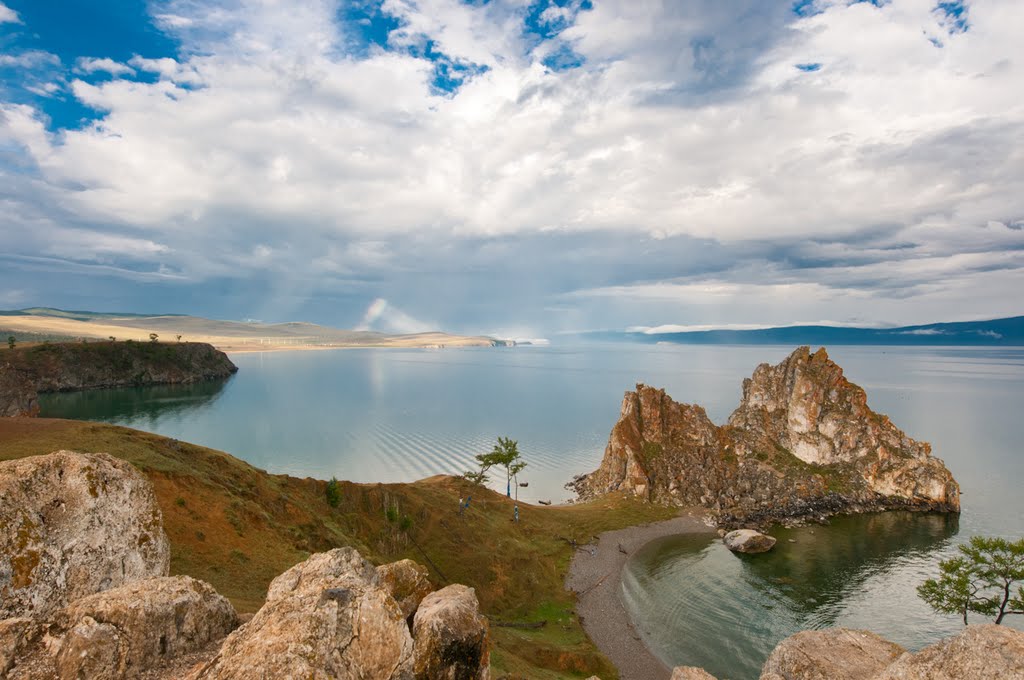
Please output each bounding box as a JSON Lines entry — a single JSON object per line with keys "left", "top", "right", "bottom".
{"left": 582, "top": 316, "right": 1024, "bottom": 346}
{"left": 0, "top": 309, "right": 511, "bottom": 351}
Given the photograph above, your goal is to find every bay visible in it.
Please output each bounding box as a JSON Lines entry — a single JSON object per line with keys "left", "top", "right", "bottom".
{"left": 38, "top": 344, "right": 1024, "bottom": 677}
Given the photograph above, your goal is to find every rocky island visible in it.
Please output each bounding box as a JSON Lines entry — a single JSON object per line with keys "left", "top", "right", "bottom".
{"left": 0, "top": 341, "right": 238, "bottom": 417}
{"left": 570, "top": 346, "right": 960, "bottom": 527}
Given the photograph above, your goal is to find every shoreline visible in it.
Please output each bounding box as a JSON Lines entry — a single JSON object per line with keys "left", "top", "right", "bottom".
{"left": 565, "top": 512, "right": 715, "bottom": 680}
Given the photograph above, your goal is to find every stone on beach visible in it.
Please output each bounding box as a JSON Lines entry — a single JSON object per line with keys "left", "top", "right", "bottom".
{"left": 872, "top": 624, "right": 1024, "bottom": 680}
{"left": 723, "top": 529, "right": 777, "bottom": 554}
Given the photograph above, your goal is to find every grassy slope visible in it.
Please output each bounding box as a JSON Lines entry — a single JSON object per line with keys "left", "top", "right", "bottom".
{"left": 0, "top": 418, "right": 678, "bottom": 679}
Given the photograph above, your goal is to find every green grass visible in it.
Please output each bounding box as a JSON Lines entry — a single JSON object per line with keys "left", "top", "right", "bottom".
{"left": 0, "top": 418, "right": 678, "bottom": 679}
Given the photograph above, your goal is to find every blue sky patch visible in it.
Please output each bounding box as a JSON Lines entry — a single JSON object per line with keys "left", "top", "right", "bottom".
{"left": 935, "top": 1, "right": 969, "bottom": 34}
{"left": 1, "top": 0, "right": 178, "bottom": 132}
{"left": 796, "top": 62, "right": 822, "bottom": 72}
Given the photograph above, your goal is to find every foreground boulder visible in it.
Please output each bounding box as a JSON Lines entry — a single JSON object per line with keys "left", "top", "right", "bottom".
{"left": 378, "top": 559, "right": 434, "bottom": 622}
{"left": 873, "top": 624, "right": 1024, "bottom": 679}
{"left": 50, "top": 576, "right": 237, "bottom": 680}
{"left": 570, "top": 347, "right": 960, "bottom": 526}
{"left": 723, "top": 529, "right": 777, "bottom": 554}
{"left": 760, "top": 628, "right": 905, "bottom": 679}
{"left": 192, "top": 548, "right": 414, "bottom": 679}
{"left": 0, "top": 451, "right": 170, "bottom": 619}
{"left": 412, "top": 584, "right": 490, "bottom": 680}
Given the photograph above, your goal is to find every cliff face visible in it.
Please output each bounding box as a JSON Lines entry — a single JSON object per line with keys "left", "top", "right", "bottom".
{"left": 571, "top": 347, "right": 959, "bottom": 526}
{"left": 0, "top": 341, "right": 237, "bottom": 416}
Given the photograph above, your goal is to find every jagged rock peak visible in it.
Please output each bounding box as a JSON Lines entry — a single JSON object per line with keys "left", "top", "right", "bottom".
{"left": 570, "top": 347, "right": 960, "bottom": 526}
{"left": 729, "top": 346, "right": 930, "bottom": 465}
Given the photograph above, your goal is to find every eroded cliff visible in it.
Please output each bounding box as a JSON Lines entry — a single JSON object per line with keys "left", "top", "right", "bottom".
{"left": 0, "top": 341, "right": 237, "bottom": 417}
{"left": 570, "top": 347, "right": 960, "bottom": 526}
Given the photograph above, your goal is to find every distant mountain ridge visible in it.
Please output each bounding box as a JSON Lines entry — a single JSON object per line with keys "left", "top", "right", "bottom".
{"left": 584, "top": 316, "right": 1024, "bottom": 346}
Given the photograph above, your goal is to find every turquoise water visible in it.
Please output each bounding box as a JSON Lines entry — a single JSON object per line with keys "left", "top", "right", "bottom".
{"left": 38, "top": 344, "right": 1024, "bottom": 676}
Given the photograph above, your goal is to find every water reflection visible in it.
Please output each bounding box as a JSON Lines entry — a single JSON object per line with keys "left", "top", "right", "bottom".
{"left": 622, "top": 512, "right": 960, "bottom": 680}
{"left": 38, "top": 377, "right": 231, "bottom": 424}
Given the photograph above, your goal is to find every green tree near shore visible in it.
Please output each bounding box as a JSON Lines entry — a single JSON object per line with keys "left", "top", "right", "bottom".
{"left": 473, "top": 437, "right": 527, "bottom": 500}
{"left": 918, "top": 536, "right": 1024, "bottom": 625}
{"left": 7, "top": 335, "right": 14, "bottom": 350}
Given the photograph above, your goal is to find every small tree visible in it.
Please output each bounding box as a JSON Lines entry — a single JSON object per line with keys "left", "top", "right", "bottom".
{"left": 149, "top": 333, "right": 159, "bottom": 343}
{"left": 463, "top": 468, "right": 489, "bottom": 486}
{"left": 474, "top": 437, "right": 527, "bottom": 499}
{"left": 325, "top": 477, "right": 341, "bottom": 508}
{"left": 176, "top": 334, "right": 182, "bottom": 343}
{"left": 918, "top": 536, "right": 1024, "bottom": 625}
{"left": 109, "top": 336, "right": 116, "bottom": 342}
{"left": 7, "top": 335, "right": 14, "bottom": 350}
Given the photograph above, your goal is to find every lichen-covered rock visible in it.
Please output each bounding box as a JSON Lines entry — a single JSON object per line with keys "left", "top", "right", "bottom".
{"left": 191, "top": 548, "right": 414, "bottom": 679}
{"left": 873, "top": 624, "right": 1024, "bottom": 680}
{"left": 0, "top": 617, "right": 39, "bottom": 676}
{"left": 0, "top": 364, "right": 39, "bottom": 417}
{"left": 672, "top": 666, "right": 718, "bottom": 679}
{"left": 0, "top": 451, "right": 170, "bottom": 619}
{"left": 723, "top": 529, "right": 776, "bottom": 554}
{"left": 51, "top": 576, "right": 237, "bottom": 680}
{"left": 759, "top": 627, "right": 905, "bottom": 680}
{"left": 378, "top": 559, "right": 434, "bottom": 621}
{"left": 412, "top": 584, "right": 490, "bottom": 680}
{"left": 570, "top": 347, "right": 960, "bottom": 526}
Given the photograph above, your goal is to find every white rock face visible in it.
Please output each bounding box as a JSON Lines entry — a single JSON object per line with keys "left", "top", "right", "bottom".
{"left": 192, "top": 548, "right": 415, "bottom": 680}
{"left": 0, "top": 451, "right": 170, "bottom": 619}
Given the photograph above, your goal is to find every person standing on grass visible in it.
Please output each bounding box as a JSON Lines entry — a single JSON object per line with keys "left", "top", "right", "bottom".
{"left": 459, "top": 496, "right": 464, "bottom": 516}
{"left": 514, "top": 504, "right": 519, "bottom": 523}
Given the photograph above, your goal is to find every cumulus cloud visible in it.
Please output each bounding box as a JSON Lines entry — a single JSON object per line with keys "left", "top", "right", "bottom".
{"left": 0, "top": 0, "right": 1021, "bottom": 331}
{"left": 0, "top": 2, "right": 19, "bottom": 25}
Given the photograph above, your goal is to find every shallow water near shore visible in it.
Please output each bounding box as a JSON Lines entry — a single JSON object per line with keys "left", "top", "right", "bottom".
{"left": 38, "top": 344, "right": 1024, "bottom": 677}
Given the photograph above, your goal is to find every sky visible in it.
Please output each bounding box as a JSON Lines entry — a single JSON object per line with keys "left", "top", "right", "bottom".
{"left": 1, "top": 0, "right": 1022, "bottom": 339}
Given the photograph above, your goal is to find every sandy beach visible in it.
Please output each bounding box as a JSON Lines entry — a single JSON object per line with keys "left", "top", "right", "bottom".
{"left": 566, "top": 513, "right": 715, "bottom": 680}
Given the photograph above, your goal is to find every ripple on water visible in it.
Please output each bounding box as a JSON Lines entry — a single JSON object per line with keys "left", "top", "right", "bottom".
{"left": 621, "top": 512, "right": 971, "bottom": 680}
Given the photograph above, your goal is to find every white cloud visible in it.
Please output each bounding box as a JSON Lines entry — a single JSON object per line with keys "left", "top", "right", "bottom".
{"left": 0, "top": 0, "right": 1022, "bottom": 330}
{"left": 0, "top": 2, "right": 20, "bottom": 25}
{"left": 76, "top": 57, "right": 136, "bottom": 77}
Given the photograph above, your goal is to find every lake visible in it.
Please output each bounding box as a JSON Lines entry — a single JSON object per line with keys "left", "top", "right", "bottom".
{"left": 38, "top": 344, "right": 1024, "bottom": 678}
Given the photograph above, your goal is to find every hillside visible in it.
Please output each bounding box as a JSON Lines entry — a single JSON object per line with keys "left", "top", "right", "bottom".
{"left": 584, "top": 316, "right": 1024, "bottom": 346}
{"left": 0, "top": 308, "right": 511, "bottom": 351}
{"left": 0, "top": 418, "right": 678, "bottom": 679}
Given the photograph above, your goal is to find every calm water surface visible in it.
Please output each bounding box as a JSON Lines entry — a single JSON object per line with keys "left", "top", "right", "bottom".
{"left": 38, "top": 344, "right": 1024, "bottom": 678}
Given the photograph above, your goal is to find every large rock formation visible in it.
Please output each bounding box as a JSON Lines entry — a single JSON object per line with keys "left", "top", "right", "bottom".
{"left": 412, "top": 584, "right": 490, "bottom": 680}
{"left": 0, "top": 341, "right": 237, "bottom": 417}
{"left": 760, "top": 628, "right": 905, "bottom": 680}
{"left": 570, "top": 347, "right": 960, "bottom": 526}
{"left": 51, "top": 576, "right": 238, "bottom": 680}
{"left": 192, "top": 548, "right": 416, "bottom": 679}
{"left": 0, "top": 451, "right": 171, "bottom": 619}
